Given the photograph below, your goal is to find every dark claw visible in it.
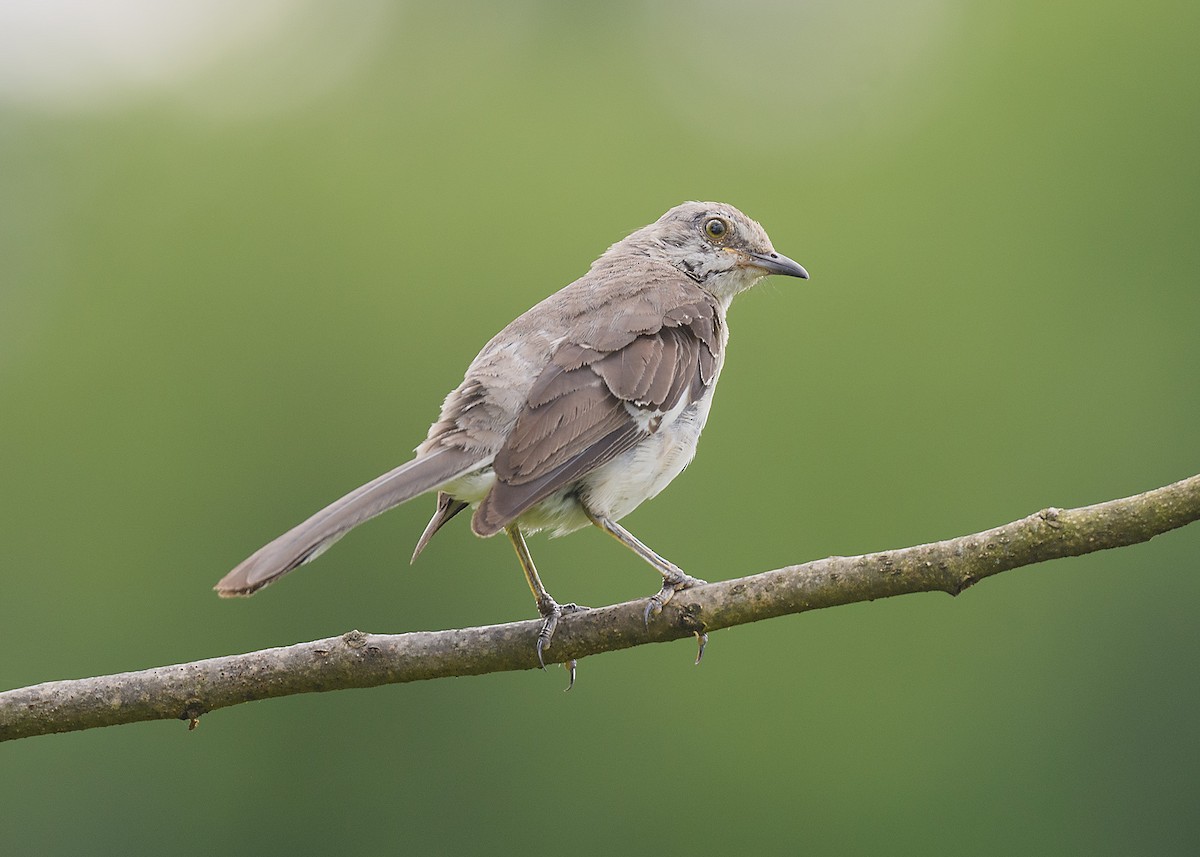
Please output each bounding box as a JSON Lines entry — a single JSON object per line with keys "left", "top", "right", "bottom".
{"left": 694, "top": 632, "right": 708, "bottom": 665}
{"left": 534, "top": 601, "right": 588, "bottom": 671}
{"left": 643, "top": 591, "right": 667, "bottom": 627}
{"left": 564, "top": 659, "right": 577, "bottom": 691}
{"left": 535, "top": 611, "right": 559, "bottom": 670}
{"left": 644, "top": 573, "right": 707, "bottom": 628}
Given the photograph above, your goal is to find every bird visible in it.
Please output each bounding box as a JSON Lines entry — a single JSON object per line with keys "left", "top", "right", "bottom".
{"left": 216, "top": 201, "right": 809, "bottom": 680}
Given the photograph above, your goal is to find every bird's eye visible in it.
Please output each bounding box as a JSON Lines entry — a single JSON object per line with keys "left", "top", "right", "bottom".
{"left": 704, "top": 217, "right": 729, "bottom": 242}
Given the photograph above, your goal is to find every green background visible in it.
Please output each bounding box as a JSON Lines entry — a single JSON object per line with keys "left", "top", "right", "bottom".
{"left": 3, "top": 1, "right": 1198, "bottom": 853}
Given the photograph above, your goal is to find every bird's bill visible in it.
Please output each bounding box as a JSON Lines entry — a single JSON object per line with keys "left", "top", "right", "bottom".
{"left": 742, "top": 250, "right": 809, "bottom": 279}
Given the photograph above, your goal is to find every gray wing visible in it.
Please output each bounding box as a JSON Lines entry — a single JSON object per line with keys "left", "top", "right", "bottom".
{"left": 471, "top": 294, "right": 722, "bottom": 536}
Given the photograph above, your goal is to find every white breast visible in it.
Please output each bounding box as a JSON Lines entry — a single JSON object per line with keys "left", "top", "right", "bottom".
{"left": 456, "top": 308, "right": 731, "bottom": 538}
{"left": 576, "top": 389, "right": 716, "bottom": 525}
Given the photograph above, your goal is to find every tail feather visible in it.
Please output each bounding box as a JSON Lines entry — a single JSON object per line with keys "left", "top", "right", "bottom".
{"left": 215, "top": 448, "right": 482, "bottom": 596}
{"left": 410, "top": 492, "right": 469, "bottom": 564}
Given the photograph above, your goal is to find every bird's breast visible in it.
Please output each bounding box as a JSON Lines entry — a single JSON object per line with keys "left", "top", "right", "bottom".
{"left": 574, "top": 387, "right": 718, "bottom": 525}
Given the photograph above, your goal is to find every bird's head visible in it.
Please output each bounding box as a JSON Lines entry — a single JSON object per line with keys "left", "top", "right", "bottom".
{"left": 600, "top": 201, "right": 809, "bottom": 303}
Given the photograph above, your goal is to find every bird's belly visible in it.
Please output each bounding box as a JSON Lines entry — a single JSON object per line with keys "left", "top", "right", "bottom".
{"left": 575, "top": 396, "right": 713, "bottom": 525}
{"left": 443, "top": 395, "right": 716, "bottom": 538}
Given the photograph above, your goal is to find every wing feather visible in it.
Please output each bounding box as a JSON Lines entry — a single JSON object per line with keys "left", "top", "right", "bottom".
{"left": 472, "top": 290, "right": 723, "bottom": 536}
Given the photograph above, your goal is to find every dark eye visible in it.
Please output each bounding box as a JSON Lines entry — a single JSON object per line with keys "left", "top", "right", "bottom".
{"left": 704, "top": 217, "right": 728, "bottom": 241}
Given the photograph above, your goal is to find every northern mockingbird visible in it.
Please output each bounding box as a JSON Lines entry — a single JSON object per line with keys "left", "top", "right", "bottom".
{"left": 216, "top": 202, "right": 808, "bottom": 676}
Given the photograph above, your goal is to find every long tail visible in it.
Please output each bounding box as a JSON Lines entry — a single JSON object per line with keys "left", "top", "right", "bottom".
{"left": 215, "top": 448, "right": 482, "bottom": 596}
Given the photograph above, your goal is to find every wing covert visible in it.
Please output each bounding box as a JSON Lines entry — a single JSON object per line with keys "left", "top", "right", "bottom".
{"left": 472, "top": 292, "right": 723, "bottom": 535}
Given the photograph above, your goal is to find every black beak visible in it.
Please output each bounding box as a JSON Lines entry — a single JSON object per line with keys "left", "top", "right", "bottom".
{"left": 746, "top": 251, "right": 809, "bottom": 279}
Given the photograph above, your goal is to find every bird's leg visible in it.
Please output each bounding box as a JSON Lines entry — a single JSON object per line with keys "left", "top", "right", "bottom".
{"left": 505, "top": 524, "right": 586, "bottom": 681}
{"left": 585, "top": 512, "right": 708, "bottom": 633}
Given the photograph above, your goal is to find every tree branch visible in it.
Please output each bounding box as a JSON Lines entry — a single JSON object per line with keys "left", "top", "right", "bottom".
{"left": 3, "top": 474, "right": 1198, "bottom": 742}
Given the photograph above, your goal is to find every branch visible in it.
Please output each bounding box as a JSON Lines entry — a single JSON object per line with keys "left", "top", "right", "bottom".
{"left": 3, "top": 474, "right": 1198, "bottom": 742}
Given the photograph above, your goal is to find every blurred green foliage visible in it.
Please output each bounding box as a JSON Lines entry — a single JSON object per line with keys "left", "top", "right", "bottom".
{"left": 2, "top": 1, "right": 1198, "bottom": 854}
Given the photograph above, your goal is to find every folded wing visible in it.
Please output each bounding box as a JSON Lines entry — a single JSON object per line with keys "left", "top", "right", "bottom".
{"left": 472, "top": 290, "right": 722, "bottom": 535}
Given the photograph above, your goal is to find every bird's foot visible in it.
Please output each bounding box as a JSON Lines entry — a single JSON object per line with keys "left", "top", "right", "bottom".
{"left": 535, "top": 597, "right": 588, "bottom": 673}
{"left": 643, "top": 567, "right": 707, "bottom": 626}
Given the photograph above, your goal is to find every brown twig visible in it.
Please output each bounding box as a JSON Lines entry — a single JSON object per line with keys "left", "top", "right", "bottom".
{"left": 3, "top": 474, "right": 1197, "bottom": 742}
